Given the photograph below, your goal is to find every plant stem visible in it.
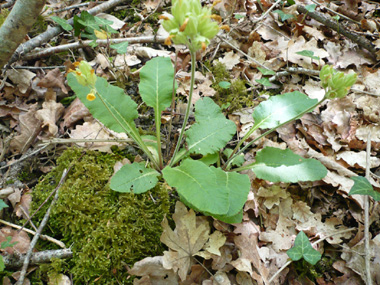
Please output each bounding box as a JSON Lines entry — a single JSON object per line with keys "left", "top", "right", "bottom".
{"left": 155, "top": 105, "right": 164, "bottom": 169}
{"left": 225, "top": 98, "right": 326, "bottom": 170}
{"left": 169, "top": 51, "right": 196, "bottom": 167}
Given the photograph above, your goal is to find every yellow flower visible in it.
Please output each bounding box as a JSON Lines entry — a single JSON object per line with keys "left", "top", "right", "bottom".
{"left": 86, "top": 92, "right": 96, "bottom": 101}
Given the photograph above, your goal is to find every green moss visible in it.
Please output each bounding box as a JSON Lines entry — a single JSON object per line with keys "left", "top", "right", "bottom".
{"left": 0, "top": 9, "right": 10, "bottom": 27}
{"left": 31, "top": 148, "right": 174, "bottom": 284}
{"left": 207, "top": 61, "right": 256, "bottom": 112}
{"left": 29, "top": 15, "right": 48, "bottom": 37}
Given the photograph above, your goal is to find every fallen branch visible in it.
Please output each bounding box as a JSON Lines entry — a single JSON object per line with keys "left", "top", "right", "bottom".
{"left": 364, "top": 132, "right": 372, "bottom": 285}
{"left": 296, "top": 5, "right": 377, "bottom": 58}
{"left": 16, "top": 168, "right": 69, "bottom": 285}
{"left": 3, "top": 249, "right": 72, "bottom": 269}
{"left": 5, "top": 0, "right": 128, "bottom": 67}
{"left": 21, "top": 36, "right": 166, "bottom": 61}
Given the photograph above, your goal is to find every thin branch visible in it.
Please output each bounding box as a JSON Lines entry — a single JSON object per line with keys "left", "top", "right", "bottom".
{"left": 364, "top": 131, "right": 372, "bottom": 285}
{"left": 0, "top": 219, "right": 65, "bottom": 248}
{"left": 16, "top": 169, "right": 69, "bottom": 285}
{"left": 0, "top": 0, "right": 15, "bottom": 9}
{"left": 21, "top": 36, "right": 166, "bottom": 61}
{"left": 310, "top": 0, "right": 360, "bottom": 25}
{"left": 5, "top": 0, "right": 129, "bottom": 67}
{"left": 3, "top": 249, "right": 72, "bottom": 269}
{"left": 297, "top": 5, "right": 377, "bottom": 57}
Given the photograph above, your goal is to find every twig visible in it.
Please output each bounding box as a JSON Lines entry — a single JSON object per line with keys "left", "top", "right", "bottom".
{"left": 47, "top": 2, "right": 92, "bottom": 15}
{"left": 268, "top": 228, "right": 356, "bottom": 283}
{"left": 0, "top": 219, "right": 65, "bottom": 248}
{"left": 0, "top": 144, "right": 49, "bottom": 170}
{"left": 309, "top": 0, "right": 360, "bottom": 25}
{"left": 10, "top": 65, "right": 65, "bottom": 70}
{"left": 351, "top": 88, "right": 380, "bottom": 97}
{"left": 3, "top": 249, "right": 72, "bottom": 269}
{"left": 364, "top": 131, "right": 372, "bottom": 285}
{"left": 269, "top": 67, "right": 319, "bottom": 82}
{"left": 296, "top": 5, "right": 377, "bottom": 57}
{"left": 5, "top": 0, "right": 129, "bottom": 67}
{"left": 252, "top": 0, "right": 283, "bottom": 24}
{"left": 20, "top": 36, "right": 166, "bottom": 61}
{"left": 0, "top": 0, "right": 15, "bottom": 9}
{"left": 16, "top": 169, "right": 69, "bottom": 285}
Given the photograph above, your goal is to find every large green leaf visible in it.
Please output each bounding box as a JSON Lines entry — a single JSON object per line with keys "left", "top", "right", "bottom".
{"left": 186, "top": 97, "right": 236, "bottom": 155}
{"left": 163, "top": 159, "right": 229, "bottom": 215}
{"left": 211, "top": 170, "right": 250, "bottom": 223}
{"left": 348, "top": 176, "right": 380, "bottom": 201}
{"left": 67, "top": 74, "right": 139, "bottom": 136}
{"left": 110, "top": 162, "right": 160, "bottom": 194}
{"left": 253, "top": 91, "right": 318, "bottom": 129}
{"left": 287, "top": 231, "right": 321, "bottom": 265}
{"left": 250, "top": 147, "right": 327, "bottom": 182}
{"left": 139, "top": 57, "right": 175, "bottom": 114}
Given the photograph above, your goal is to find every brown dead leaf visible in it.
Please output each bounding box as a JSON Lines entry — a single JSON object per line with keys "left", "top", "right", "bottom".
{"left": 128, "top": 256, "right": 178, "bottom": 284}
{"left": 35, "top": 100, "right": 65, "bottom": 136}
{"left": 61, "top": 97, "right": 91, "bottom": 129}
{"left": 160, "top": 201, "right": 210, "bottom": 281}
{"left": 0, "top": 227, "right": 30, "bottom": 254}
{"left": 10, "top": 104, "right": 42, "bottom": 153}
{"left": 6, "top": 69, "right": 35, "bottom": 94}
{"left": 341, "top": 233, "right": 380, "bottom": 284}
{"left": 36, "top": 68, "right": 68, "bottom": 94}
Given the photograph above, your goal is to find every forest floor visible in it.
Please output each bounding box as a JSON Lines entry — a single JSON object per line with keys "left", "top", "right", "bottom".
{"left": 0, "top": 0, "right": 380, "bottom": 284}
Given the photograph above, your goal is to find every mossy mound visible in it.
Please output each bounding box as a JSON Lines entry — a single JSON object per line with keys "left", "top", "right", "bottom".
{"left": 31, "top": 148, "right": 173, "bottom": 284}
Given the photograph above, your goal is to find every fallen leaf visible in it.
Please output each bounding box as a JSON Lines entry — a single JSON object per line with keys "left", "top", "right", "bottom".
{"left": 161, "top": 202, "right": 210, "bottom": 281}
{"left": 36, "top": 68, "right": 68, "bottom": 94}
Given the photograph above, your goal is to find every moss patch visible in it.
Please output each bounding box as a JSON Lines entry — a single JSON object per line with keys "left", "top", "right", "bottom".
{"left": 31, "top": 148, "right": 174, "bottom": 284}
{"left": 207, "top": 61, "right": 256, "bottom": 112}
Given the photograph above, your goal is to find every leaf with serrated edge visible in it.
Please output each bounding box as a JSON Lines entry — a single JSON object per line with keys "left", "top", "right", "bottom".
{"left": 139, "top": 57, "right": 174, "bottom": 114}
{"left": 162, "top": 159, "right": 229, "bottom": 215}
{"left": 253, "top": 91, "right": 318, "bottom": 129}
{"left": 287, "top": 231, "right": 321, "bottom": 265}
{"left": 161, "top": 202, "right": 210, "bottom": 281}
{"left": 186, "top": 97, "right": 236, "bottom": 155}
{"left": 110, "top": 162, "right": 159, "bottom": 194}
{"left": 349, "top": 176, "right": 380, "bottom": 201}
{"left": 250, "top": 147, "right": 327, "bottom": 182}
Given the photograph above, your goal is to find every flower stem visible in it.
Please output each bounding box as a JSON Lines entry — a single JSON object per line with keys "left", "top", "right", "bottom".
{"left": 169, "top": 51, "right": 196, "bottom": 167}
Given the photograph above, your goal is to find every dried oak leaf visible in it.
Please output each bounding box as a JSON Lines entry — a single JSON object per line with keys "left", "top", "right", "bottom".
{"left": 35, "top": 100, "right": 65, "bottom": 137}
{"left": 37, "top": 68, "right": 68, "bottom": 94}
{"left": 161, "top": 201, "right": 210, "bottom": 281}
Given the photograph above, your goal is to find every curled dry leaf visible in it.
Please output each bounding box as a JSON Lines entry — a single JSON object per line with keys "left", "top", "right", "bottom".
{"left": 36, "top": 68, "right": 68, "bottom": 94}
{"left": 35, "top": 100, "right": 65, "bottom": 136}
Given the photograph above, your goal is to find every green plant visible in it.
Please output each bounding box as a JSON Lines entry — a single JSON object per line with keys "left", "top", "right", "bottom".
{"left": 287, "top": 231, "right": 321, "bottom": 265}
{"left": 67, "top": 0, "right": 357, "bottom": 224}
{"left": 0, "top": 236, "right": 18, "bottom": 271}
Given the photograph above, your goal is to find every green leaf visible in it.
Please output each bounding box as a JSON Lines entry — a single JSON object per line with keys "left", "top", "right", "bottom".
{"left": 67, "top": 74, "right": 139, "bottom": 136}
{"left": 287, "top": 231, "right": 321, "bottom": 265}
{"left": 0, "top": 256, "right": 4, "bottom": 272}
{"left": 252, "top": 91, "right": 318, "bottom": 129}
{"left": 210, "top": 169, "right": 250, "bottom": 222}
{"left": 305, "top": 4, "right": 316, "bottom": 12}
{"left": 110, "top": 162, "right": 160, "bottom": 194}
{"left": 296, "top": 50, "right": 320, "bottom": 60}
{"left": 186, "top": 97, "right": 236, "bottom": 155}
{"left": 1, "top": 236, "right": 17, "bottom": 249}
{"left": 110, "top": 41, "right": 129, "bottom": 54}
{"left": 0, "top": 200, "right": 8, "bottom": 211}
{"left": 51, "top": 16, "right": 73, "bottom": 31}
{"left": 223, "top": 148, "right": 244, "bottom": 167}
{"left": 163, "top": 159, "right": 229, "bottom": 215}
{"left": 234, "top": 14, "right": 245, "bottom": 20}
{"left": 199, "top": 153, "right": 219, "bottom": 165}
{"left": 257, "top": 67, "right": 276, "bottom": 76}
{"left": 250, "top": 147, "right": 327, "bottom": 182}
{"left": 256, "top": 78, "right": 272, "bottom": 87}
{"left": 348, "top": 176, "right": 380, "bottom": 201}
{"left": 218, "top": 81, "right": 231, "bottom": 89}
{"left": 273, "top": 10, "right": 295, "bottom": 21}
{"left": 139, "top": 57, "right": 175, "bottom": 114}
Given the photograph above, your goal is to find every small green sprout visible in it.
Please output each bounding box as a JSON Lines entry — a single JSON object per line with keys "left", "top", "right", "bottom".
{"left": 320, "top": 65, "right": 357, "bottom": 99}
{"left": 160, "top": 0, "right": 220, "bottom": 52}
